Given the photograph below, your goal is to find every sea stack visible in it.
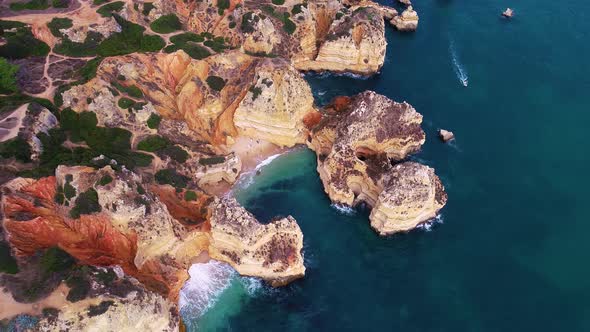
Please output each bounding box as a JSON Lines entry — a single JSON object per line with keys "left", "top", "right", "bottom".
{"left": 502, "top": 8, "right": 514, "bottom": 18}
{"left": 391, "top": 6, "right": 419, "bottom": 31}
{"left": 438, "top": 129, "right": 455, "bottom": 142}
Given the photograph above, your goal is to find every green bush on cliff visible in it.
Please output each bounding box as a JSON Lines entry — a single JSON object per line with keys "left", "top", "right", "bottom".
{"left": 147, "top": 113, "right": 161, "bottom": 129}
{"left": 47, "top": 17, "right": 73, "bottom": 37}
{"left": 9, "top": 0, "right": 49, "bottom": 11}
{"left": 206, "top": 75, "right": 226, "bottom": 91}
{"left": 161, "top": 145, "right": 189, "bottom": 163}
{"left": 184, "top": 190, "right": 198, "bottom": 201}
{"left": 111, "top": 80, "right": 144, "bottom": 98}
{"left": 93, "top": 0, "right": 110, "bottom": 5}
{"left": 40, "top": 247, "right": 75, "bottom": 274}
{"left": 0, "top": 57, "right": 19, "bottom": 94}
{"left": 53, "top": 31, "right": 102, "bottom": 57}
{"left": 0, "top": 21, "right": 50, "bottom": 59}
{"left": 155, "top": 168, "right": 190, "bottom": 188}
{"left": 142, "top": 2, "right": 154, "bottom": 15}
{"left": 0, "top": 138, "right": 31, "bottom": 163}
{"left": 52, "top": 0, "right": 69, "bottom": 8}
{"left": 272, "top": 0, "right": 285, "bottom": 5}
{"left": 199, "top": 156, "right": 225, "bottom": 165}
{"left": 97, "top": 174, "right": 113, "bottom": 186}
{"left": 137, "top": 135, "right": 169, "bottom": 152}
{"left": 150, "top": 14, "right": 182, "bottom": 34}
{"left": 217, "top": 0, "right": 229, "bottom": 14}
{"left": 118, "top": 97, "right": 135, "bottom": 109}
{"left": 70, "top": 188, "right": 101, "bottom": 218}
{"left": 97, "top": 1, "right": 124, "bottom": 17}
{"left": 97, "top": 15, "right": 164, "bottom": 56}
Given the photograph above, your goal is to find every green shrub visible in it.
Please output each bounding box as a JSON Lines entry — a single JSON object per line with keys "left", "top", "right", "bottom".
{"left": 150, "top": 14, "right": 181, "bottom": 34}
{"left": 70, "top": 188, "right": 101, "bottom": 218}
{"left": 155, "top": 168, "right": 189, "bottom": 188}
{"left": 240, "top": 12, "right": 258, "bottom": 33}
{"left": 40, "top": 247, "right": 75, "bottom": 274}
{"left": 53, "top": 31, "right": 102, "bottom": 57}
{"left": 111, "top": 80, "right": 144, "bottom": 98}
{"left": 206, "top": 75, "right": 225, "bottom": 91}
{"left": 47, "top": 17, "right": 73, "bottom": 37}
{"left": 282, "top": 18, "right": 296, "bottom": 34}
{"left": 51, "top": 0, "right": 69, "bottom": 8}
{"left": 291, "top": 3, "right": 306, "bottom": 14}
{"left": 0, "top": 22, "right": 50, "bottom": 59}
{"left": 199, "top": 156, "right": 225, "bottom": 165}
{"left": 182, "top": 43, "right": 211, "bottom": 59}
{"left": 228, "top": 21, "right": 236, "bottom": 29}
{"left": 78, "top": 57, "right": 103, "bottom": 83}
{"left": 9, "top": 0, "right": 49, "bottom": 11}
{"left": 142, "top": 2, "right": 154, "bottom": 15}
{"left": 0, "top": 242, "right": 18, "bottom": 274}
{"left": 97, "top": 15, "right": 164, "bottom": 56}
{"left": 161, "top": 145, "right": 188, "bottom": 163}
{"left": 170, "top": 32, "right": 204, "bottom": 44}
{"left": 63, "top": 181, "right": 76, "bottom": 199}
{"left": 0, "top": 57, "right": 19, "bottom": 94}
{"left": 0, "top": 137, "right": 31, "bottom": 162}
{"left": 217, "top": 0, "right": 229, "bottom": 14}
{"left": 147, "top": 113, "right": 161, "bottom": 129}
{"left": 137, "top": 135, "right": 169, "bottom": 152}
{"left": 249, "top": 85, "right": 262, "bottom": 100}
{"left": 97, "top": 174, "right": 113, "bottom": 186}
{"left": 118, "top": 97, "right": 134, "bottom": 109}
{"left": 184, "top": 190, "right": 197, "bottom": 201}
{"left": 97, "top": 1, "right": 124, "bottom": 17}
{"left": 272, "top": 0, "right": 285, "bottom": 5}
{"left": 93, "top": 0, "right": 109, "bottom": 5}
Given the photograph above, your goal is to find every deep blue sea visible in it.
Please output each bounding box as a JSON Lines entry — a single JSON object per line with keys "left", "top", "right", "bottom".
{"left": 181, "top": 0, "right": 590, "bottom": 330}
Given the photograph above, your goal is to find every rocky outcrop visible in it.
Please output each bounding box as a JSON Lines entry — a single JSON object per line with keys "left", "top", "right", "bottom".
{"left": 0, "top": 103, "right": 58, "bottom": 161}
{"left": 308, "top": 91, "right": 446, "bottom": 234}
{"left": 1, "top": 165, "right": 306, "bottom": 299}
{"left": 438, "top": 129, "right": 455, "bottom": 142}
{"left": 294, "top": 6, "right": 387, "bottom": 75}
{"left": 370, "top": 162, "right": 448, "bottom": 235}
{"left": 62, "top": 51, "right": 316, "bottom": 149}
{"left": 391, "top": 6, "right": 419, "bottom": 31}
{"left": 208, "top": 198, "right": 305, "bottom": 286}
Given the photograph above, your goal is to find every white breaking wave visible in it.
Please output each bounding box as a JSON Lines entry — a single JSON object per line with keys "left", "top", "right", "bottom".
{"left": 330, "top": 203, "right": 356, "bottom": 215}
{"left": 179, "top": 261, "right": 237, "bottom": 318}
{"left": 416, "top": 214, "right": 444, "bottom": 232}
{"left": 449, "top": 40, "right": 469, "bottom": 87}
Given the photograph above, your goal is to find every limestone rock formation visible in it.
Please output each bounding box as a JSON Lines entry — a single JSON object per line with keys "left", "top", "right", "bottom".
{"left": 438, "top": 129, "right": 455, "bottom": 142}
{"left": 0, "top": 103, "right": 58, "bottom": 161}
{"left": 308, "top": 91, "right": 446, "bottom": 234}
{"left": 369, "top": 162, "right": 448, "bottom": 235}
{"left": 294, "top": 6, "right": 387, "bottom": 75}
{"left": 391, "top": 6, "right": 419, "bottom": 31}
{"left": 62, "top": 51, "right": 316, "bottom": 149}
{"left": 0, "top": 165, "right": 306, "bottom": 299}
{"left": 208, "top": 197, "right": 305, "bottom": 286}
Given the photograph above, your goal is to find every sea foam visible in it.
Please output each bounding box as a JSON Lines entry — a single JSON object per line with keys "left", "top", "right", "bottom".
{"left": 179, "top": 261, "right": 237, "bottom": 318}
{"left": 416, "top": 214, "right": 444, "bottom": 232}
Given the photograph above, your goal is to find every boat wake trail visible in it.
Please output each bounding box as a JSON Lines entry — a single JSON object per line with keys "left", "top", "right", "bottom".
{"left": 449, "top": 39, "right": 468, "bottom": 87}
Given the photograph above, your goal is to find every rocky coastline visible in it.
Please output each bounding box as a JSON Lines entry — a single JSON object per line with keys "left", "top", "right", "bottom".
{"left": 0, "top": 0, "right": 444, "bottom": 329}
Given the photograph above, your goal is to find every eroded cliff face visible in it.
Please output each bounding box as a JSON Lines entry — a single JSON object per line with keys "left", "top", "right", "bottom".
{"left": 294, "top": 6, "right": 387, "bottom": 75}
{"left": 62, "top": 50, "right": 316, "bottom": 149}
{"left": 0, "top": 165, "right": 306, "bottom": 301}
{"left": 208, "top": 198, "right": 305, "bottom": 286}
{"left": 308, "top": 91, "right": 446, "bottom": 233}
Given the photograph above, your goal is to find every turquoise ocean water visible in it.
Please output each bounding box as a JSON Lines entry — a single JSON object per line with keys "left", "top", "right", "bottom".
{"left": 181, "top": 0, "right": 590, "bottom": 330}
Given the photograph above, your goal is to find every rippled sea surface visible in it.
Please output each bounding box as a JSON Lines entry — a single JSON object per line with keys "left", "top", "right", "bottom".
{"left": 182, "top": 0, "right": 590, "bottom": 330}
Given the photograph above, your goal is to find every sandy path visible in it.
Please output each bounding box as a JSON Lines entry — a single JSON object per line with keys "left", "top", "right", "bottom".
{"left": 0, "top": 283, "right": 70, "bottom": 320}
{"left": 0, "top": 103, "right": 28, "bottom": 142}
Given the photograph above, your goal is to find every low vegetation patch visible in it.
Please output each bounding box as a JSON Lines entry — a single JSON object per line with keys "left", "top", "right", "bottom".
{"left": 155, "top": 168, "right": 190, "bottom": 188}
{"left": 97, "top": 15, "right": 165, "bottom": 56}
{"left": 150, "top": 14, "right": 182, "bottom": 34}
{"left": 199, "top": 156, "right": 225, "bottom": 166}
{"left": 47, "top": 17, "right": 73, "bottom": 37}
{"left": 117, "top": 97, "right": 135, "bottom": 109}
{"left": 184, "top": 190, "right": 198, "bottom": 201}
{"left": 70, "top": 188, "right": 101, "bottom": 218}
{"left": 97, "top": 1, "right": 124, "bottom": 17}
{"left": 0, "top": 21, "right": 50, "bottom": 59}
{"left": 147, "top": 113, "right": 161, "bottom": 129}
{"left": 0, "top": 58, "right": 19, "bottom": 94}
{"left": 9, "top": 0, "right": 49, "bottom": 11}
{"left": 137, "top": 135, "right": 169, "bottom": 152}
{"left": 206, "top": 75, "right": 226, "bottom": 91}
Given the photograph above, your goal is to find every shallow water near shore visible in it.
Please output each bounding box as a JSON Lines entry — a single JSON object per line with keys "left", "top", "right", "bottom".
{"left": 181, "top": 0, "right": 590, "bottom": 330}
